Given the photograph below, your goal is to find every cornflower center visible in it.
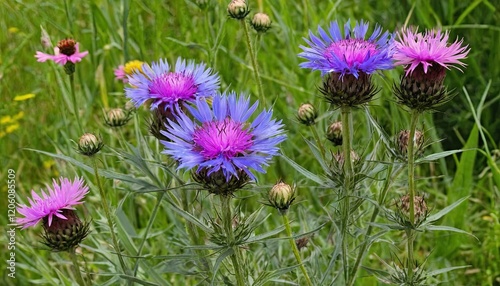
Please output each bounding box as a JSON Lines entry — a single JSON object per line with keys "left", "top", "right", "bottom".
{"left": 325, "top": 39, "right": 378, "bottom": 67}
{"left": 193, "top": 118, "right": 253, "bottom": 160}
{"left": 149, "top": 72, "right": 198, "bottom": 102}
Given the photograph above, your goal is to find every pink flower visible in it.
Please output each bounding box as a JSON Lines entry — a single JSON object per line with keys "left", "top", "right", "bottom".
{"left": 17, "top": 177, "right": 89, "bottom": 229}
{"left": 394, "top": 28, "right": 469, "bottom": 75}
{"left": 35, "top": 39, "right": 88, "bottom": 66}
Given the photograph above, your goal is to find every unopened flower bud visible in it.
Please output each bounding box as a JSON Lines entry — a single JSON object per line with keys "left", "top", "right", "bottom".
{"left": 326, "top": 121, "right": 342, "bottom": 146}
{"left": 251, "top": 13, "right": 271, "bottom": 33}
{"left": 268, "top": 180, "right": 295, "bottom": 214}
{"left": 40, "top": 26, "right": 52, "bottom": 49}
{"left": 195, "top": 0, "right": 209, "bottom": 9}
{"left": 227, "top": 0, "right": 249, "bottom": 20}
{"left": 396, "top": 129, "right": 424, "bottom": 158}
{"left": 398, "top": 194, "right": 428, "bottom": 224}
{"left": 77, "top": 133, "right": 104, "bottom": 156}
{"left": 333, "top": 150, "right": 360, "bottom": 167}
{"left": 297, "top": 103, "right": 317, "bottom": 126}
{"left": 104, "top": 108, "right": 131, "bottom": 128}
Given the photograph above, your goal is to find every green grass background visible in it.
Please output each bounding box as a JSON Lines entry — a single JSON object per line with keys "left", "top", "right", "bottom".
{"left": 1, "top": 0, "right": 499, "bottom": 285}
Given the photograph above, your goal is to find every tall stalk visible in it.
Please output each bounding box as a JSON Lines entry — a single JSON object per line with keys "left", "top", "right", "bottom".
{"left": 69, "top": 74, "right": 83, "bottom": 133}
{"left": 406, "top": 109, "right": 420, "bottom": 280}
{"left": 69, "top": 248, "right": 86, "bottom": 286}
{"left": 282, "top": 213, "right": 313, "bottom": 286}
{"left": 240, "top": 19, "right": 265, "bottom": 105}
{"left": 220, "top": 194, "right": 246, "bottom": 286}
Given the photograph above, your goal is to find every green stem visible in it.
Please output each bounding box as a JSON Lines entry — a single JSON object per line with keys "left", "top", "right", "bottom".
{"left": 309, "top": 125, "right": 326, "bottom": 161}
{"left": 69, "top": 74, "right": 83, "bottom": 133}
{"left": 282, "top": 214, "right": 313, "bottom": 286}
{"left": 122, "top": 0, "right": 130, "bottom": 62}
{"left": 69, "top": 248, "right": 86, "bottom": 286}
{"left": 406, "top": 110, "right": 420, "bottom": 280}
{"left": 91, "top": 158, "right": 128, "bottom": 274}
{"left": 132, "top": 191, "right": 166, "bottom": 277}
{"left": 348, "top": 164, "right": 405, "bottom": 285}
{"left": 340, "top": 106, "right": 354, "bottom": 283}
{"left": 241, "top": 19, "right": 265, "bottom": 105}
{"left": 220, "top": 194, "right": 246, "bottom": 286}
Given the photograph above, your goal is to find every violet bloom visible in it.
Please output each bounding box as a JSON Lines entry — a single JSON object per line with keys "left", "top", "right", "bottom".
{"left": 35, "top": 39, "right": 88, "bottom": 66}
{"left": 162, "top": 92, "right": 286, "bottom": 187}
{"left": 393, "top": 28, "right": 469, "bottom": 111}
{"left": 17, "top": 177, "right": 89, "bottom": 229}
{"left": 299, "top": 20, "right": 394, "bottom": 78}
{"left": 125, "top": 58, "right": 220, "bottom": 111}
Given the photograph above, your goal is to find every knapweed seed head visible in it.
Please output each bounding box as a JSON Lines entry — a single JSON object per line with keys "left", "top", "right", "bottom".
{"left": 227, "top": 0, "right": 249, "bottom": 20}
{"left": 104, "top": 108, "right": 132, "bottom": 128}
{"left": 396, "top": 129, "right": 425, "bottom": 159}
{"left": 326, "top": 121, "right": 343, "bottom": 146}
{"left": 297, "top": 103, "right": 318, "bottom": 126}
{"left": 268, "top": 180, "right": 295, "bottom": 214}
{"left": 162, "top": 92, "right": 286, "bottom": 189}
{"left": 397, "top": 194, "right": 428, "bottom": 225}
{"left": 125, "top": 58, "right": 220, "bottom": 113}
{"left": 393, "top": 28, "right": 469, "bottom": 111}
{"left": 17, "top": 177, "right": 90, "bottom": 251}
{"left": 251, "top": 13, "right": 272, "bottom": 33}
{"left": 77, "top": 133, "right": 104, "bottom": 156}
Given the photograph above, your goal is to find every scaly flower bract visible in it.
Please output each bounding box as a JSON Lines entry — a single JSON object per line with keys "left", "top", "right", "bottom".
{"left": 161, "top": 92, "right": 286, "bottom": 182}
{"left": 394, "top": 28, "right": 469, "bottom": 75}
{"left": 35, "top": 39, "right": 88, "bottom": 66}
{"left": 299, "top": 20, "right": 394, "bottom": 77}
{"left": 125, "top": 58, "right": 220, "bottom": 112}
{"left": 17, "top": 177, "right": 89, "bottom": 229}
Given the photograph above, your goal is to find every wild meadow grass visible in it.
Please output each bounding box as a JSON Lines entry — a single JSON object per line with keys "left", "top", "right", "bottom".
{"left": 1, "top": 0, "right": 499, "bottom": 285}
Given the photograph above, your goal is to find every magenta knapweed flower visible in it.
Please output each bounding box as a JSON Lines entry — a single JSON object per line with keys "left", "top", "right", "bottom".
{"left": 299, "top": 20, "right": 394, "bottom": 77}
{"left": 17, "top": 177, "right": 89, "bottom": 229}
{"left": 125, "top": 58, "right": 220, "bottom": 111}
{"left": 162, "top": 92, "right": 286, "bottom": 183}
{"left": 35, "top": 39, "right": 88, "bottom": 66}
{"left": 394, "top": 28, "right": 469, "bottom": 75}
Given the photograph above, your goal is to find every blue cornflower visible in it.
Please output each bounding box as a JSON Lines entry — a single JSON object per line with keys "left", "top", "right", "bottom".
{"left": 299, "top": 20, "right": 394, "bottom": 78}
{"left": 125, "top": 58, "right": 220, "bottom": 111}
{"left": 161, "top": 92, "right": 286, "bottom": 183}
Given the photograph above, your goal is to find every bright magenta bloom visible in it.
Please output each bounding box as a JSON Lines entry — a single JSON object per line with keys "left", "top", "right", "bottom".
{"left": 35, "top": 39, "right": 88, "bottom": 66}
{"left": 394, "top": 29, "right": 469, "bottom": 75}
{"left": 17, "top": 177, "right": 89, "bottom": 229}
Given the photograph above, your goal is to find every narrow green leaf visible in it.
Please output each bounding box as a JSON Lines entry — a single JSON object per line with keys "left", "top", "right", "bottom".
{"left": 426, "top": 196, "right": 469, "bottom": 223}
{"left": 281, "top": 153, "right": 326, "bottom": 185}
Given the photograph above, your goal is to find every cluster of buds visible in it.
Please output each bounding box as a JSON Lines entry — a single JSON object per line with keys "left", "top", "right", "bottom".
{"left": 297, "top": 103, "right": 318, "bottom": 126}
{"left": 104, "top": 108, "right": 133, "bottom": 128}
{"left": 227, "top": 0, "right": 249, "bottom": 20}
{"left": 268, "top": 180, "right": 295, "bottom": 214}
{"left": 250, "top": 13, "right": 272, "bottom": 33}
{"left": 396, "top": 129, "right": 425, "bottom": 159}
{"left": 77, "top": 133, "right": 104, "bottom": 157}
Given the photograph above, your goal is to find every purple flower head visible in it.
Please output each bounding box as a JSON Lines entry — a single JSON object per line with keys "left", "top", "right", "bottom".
{"left": 299, "top": 20, "right": 394, "bottom": 77}
{"left": 161, "top": 92, "right": 286, "bottom": 182}
{"left": 35, "top": 39, "right": 88, "bottom": 66}
{"left": 125, "top": 58, "right": 220, "bottom": 112}
{"left": 17, "top": 177, "right": 89, "bottom": 229}
{"left": 394, "top": 28, "right": 469, "bottom": 75}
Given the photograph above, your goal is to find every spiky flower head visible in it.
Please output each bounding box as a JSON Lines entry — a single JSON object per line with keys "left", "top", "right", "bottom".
{"left": 297, "top": 103, "right": 318, "bottom": 126}
{"left": 398, "top": 194, "right": 428, "bottom": 225}
{"left": 35, "top": 38, "right": 89, "bottom": 73}
{"left": 300, "top": 20, "right": 393, "bottom": 106}
{"left": 114, "top": 60, "right": 144, "bottom": 83}
{"left": 125, "top": 58, "right": 220, "bottom": 112}
{"left": 251, "top": 13, "right": 272, "bottom": 33}
{"left": 227, "top": 0, "right": 249, "bottom": 20}
{"left": 393, "top": 28, "right": 469, "bottom": 111}
{"left": 396, "top": 129, "right": 425, "bottom": 159}
{"left": 268, "top": 180, "right": 295, "bottom": 214}
{"left": 17, "top": 177, "right": 90, "bottom": 251}
{"left": 162, "top": 92, "right": 286, "bottom": 189}
{"left": 104, "top": 108, "right": 132, "bottom": 128}
{"left": 77, "top": 133, "right": 104, "bottom": 156}
{"left": 326, "top": 121, "right": 343, "bottom": 146}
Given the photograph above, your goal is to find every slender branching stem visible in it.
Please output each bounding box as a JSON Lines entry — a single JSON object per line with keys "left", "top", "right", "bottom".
{"left": 132, "top": 191, "right": 166, "bottom": 276}
{"left": 309, "top": 125, "right": 326, "bottom": 161}
{"left": 69, "top": 248, "right": 86, "bottom": 286}
{"left": 220, "top": 194, "right": 246, "bottom": 286}
{"left": 406, "top": 109, "right": 420, "bottom": 280}
{"left": 69, "top": 74, "right": 83, "bottom": 133}
{"left": 282, "top": 213, "right": 313, "bottom": 286}
{"left": 240, "top": 19, "right": 265, "bottom": 105}
{"left": 91, "top": 158, "right": 128, "bottom": 274}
